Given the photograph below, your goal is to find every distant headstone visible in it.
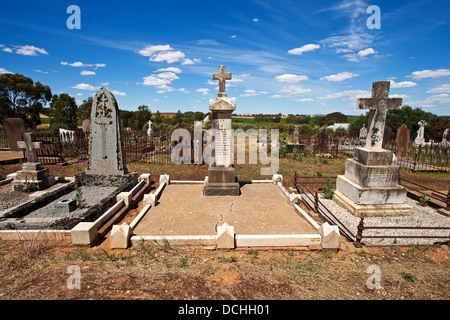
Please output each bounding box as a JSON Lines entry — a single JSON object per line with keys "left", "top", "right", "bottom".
{"left": 147, "top": 120, "right": 152, "bottom": 136}
{"left": 293, "top": 127, "right": 299, "bottom": 144}
{"left": 12, "top": 132, "right": 55, "bottom": 191}
{"left": 443, "top": 128, "right": 449, "bottom": 144}
{"left": 3, "top": 118, "right": 26, "bottom": 151}
{"left": 396, "top": 125, "right": 410, "bottom": 158}
{"left": 86, "top": 87, "right": 127, "bottom": 175}
{"left": 414, "top": 120, "right": 427, "bottom": 145}
{"left": 315, "top": 128, "right": 328, "bottom": 154}
{"left": 82, "top": 119, "right": 91, "bottom": 133}
{"left": 359, "top": 124, "right": 368, "bottom": 140}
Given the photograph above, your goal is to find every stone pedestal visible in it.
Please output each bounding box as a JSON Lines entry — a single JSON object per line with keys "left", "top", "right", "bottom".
{"left": 203, "top": 92, "right": 240, "bottom": 196}
{"left": 334, "top": 147, "right": 412, "bottom": 216}
{"left": 11, "top": 162, "right": 55, "bottom": 191}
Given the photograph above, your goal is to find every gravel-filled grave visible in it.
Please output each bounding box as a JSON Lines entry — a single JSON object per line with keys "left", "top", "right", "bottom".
{"left": 315, "top": 195, "right": 450, "bottom": 245}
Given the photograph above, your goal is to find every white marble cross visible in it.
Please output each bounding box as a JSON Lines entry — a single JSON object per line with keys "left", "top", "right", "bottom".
{"left": 213, "top": 65, "right": 232, "bottom": 97}
{"left": 17, "top": 133, "right": 43, "bottom": 163}
{"left": 357, "top": 81, "right": 402, "bottom": 149}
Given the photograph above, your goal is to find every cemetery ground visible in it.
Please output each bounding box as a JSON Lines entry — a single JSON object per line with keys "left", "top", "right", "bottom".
{"left": 0, "top": 157, "right": 448, "bottom": 300}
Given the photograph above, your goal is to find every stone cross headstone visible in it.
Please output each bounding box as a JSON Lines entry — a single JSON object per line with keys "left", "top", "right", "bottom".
{"left": 3, "top": 118, "right": 26, "bottom": 152}
{"left": 213, "top": 65, "right": 232, "bottom": 98}
{"left": 203, "top": 65, "right": 239, "bottom": 196}
{"left": 333, "top": 81, "right": 411, "bottom": 217}
{"left": 356, "top": 81, "right": 402, "bottom": 150}
{"left": 13, "top": 132, "right": 55, "bottom": 191}
{"left": 382, "top": 125, "right": 392, "bottom": 150}
{"left": 293, "top": 127, "right": 299, "bottom": 144}
{"left": 414, "top": 120, "right": 427, "bottom": 145}
{"left": 86, "top": 87, "right": 127, "bottom": 175}
{"left": 17, "top": 132, "right": 43, "bottom": 163}
{"left": 396, "top": 125, "right": 410, "bottom": 158}
{"left": 443, "top": 128, "right": 449, "bottom": 144}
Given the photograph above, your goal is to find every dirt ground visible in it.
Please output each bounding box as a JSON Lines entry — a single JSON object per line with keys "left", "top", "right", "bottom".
{"left": 0, "top": 238, "right": 448, "bottom": 300}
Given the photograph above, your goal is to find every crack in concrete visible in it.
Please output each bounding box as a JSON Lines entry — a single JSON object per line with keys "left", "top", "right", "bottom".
{"left": 214, "top": 200, "right": 233, "bottom": 232}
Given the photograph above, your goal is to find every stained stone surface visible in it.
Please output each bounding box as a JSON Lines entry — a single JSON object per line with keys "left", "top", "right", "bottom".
{"left": 396, "top": 125, "right": 410, "bottom": 158}
{"left": 86, "top": 87, "right": 127, "bottom": 175}
{"left": 3, "top": 118, "right": 26, "bottom": 152}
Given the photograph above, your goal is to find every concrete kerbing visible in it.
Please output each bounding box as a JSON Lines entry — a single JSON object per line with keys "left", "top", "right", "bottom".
{"left": 71, "top": 199, "right": 125, "bottom": 245}
{"left": 276, "top": 181, "right": 290, "bottom": 197}
{"left": 110, "top": 222, "right": 132, "bottom": 249}
{"left": 0, "top": 178, "right": 13, "bottom": 187}
{"left": 129, "top": 179, "right": 145, "bottom": 196}
{"left": 131, "top": 235, "right": 217, "bottom": 246}
{"left": 235, "top": 234, "right": 321, "bottom": 247}
{"left": 129, "top": 203, "right": 151, "bottom": 230}
{"left": 139, "top": 173, "right": 151, "bottom": 185}
{"left": 170, "top": 180, "right": 204, "bottom": 184}
{"left": 293, "top": 204, "right": 320, "bottom": 230}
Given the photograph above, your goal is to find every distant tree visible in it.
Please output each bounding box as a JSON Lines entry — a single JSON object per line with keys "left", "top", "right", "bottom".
{"left": 432, "top": 118, "right": 450, "bottom": 141}
{"left": 77, "top": 97, "right": 93, "bottom": 120}
{"left": 0, "top": 73, "right": 52, "bottom": 128}
{"left": 49, "top": 93, "right": 78, "bottom": 130}
{"left": 318, "top": 112, "right": 348, "bottom": 127}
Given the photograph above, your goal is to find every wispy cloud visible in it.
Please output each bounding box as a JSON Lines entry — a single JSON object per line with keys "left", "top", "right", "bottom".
{"left": 321, "top": 72, "right": 359, "bottom": 82}
{"left": 427, "top": 84, "right": 450, "bottom": 93}
{"left": 0, "top": 67, "right": 12, "bottom": 74}
{"left": 410, "top": 69, "right": 450, "bottom": 79}
{"left": 274, "top": 74, "right": 309, "bottom": 83}
{"left": 72, "top": 83, "right": 99, "bottom": 91}
{"left": 288, "top": 44, "right": 320, "bottom": 55}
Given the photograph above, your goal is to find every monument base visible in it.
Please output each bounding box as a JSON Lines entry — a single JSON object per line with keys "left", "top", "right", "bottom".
{"left": 12, "top": 175, "right": 56, "bottom": 192}
{"left": 333, "top": 190, "right": 412, "bottom": 217}
{"left": 11, "top": 162, "right": 56, "bottom": 191}
{"left": 203, "top": 166, "right": 240, "bottom": 196}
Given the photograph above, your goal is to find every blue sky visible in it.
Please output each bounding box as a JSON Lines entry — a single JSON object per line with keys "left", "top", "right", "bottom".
{"left": 1, "top": 0, "right": 449, "bottom": 116}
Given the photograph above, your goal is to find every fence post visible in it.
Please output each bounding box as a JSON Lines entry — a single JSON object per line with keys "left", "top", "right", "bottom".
{"left": 446, "top": 190, "right": 450, "bottom": 211}
{"left": 354, "top": 217, "right": 364, "bottom": 247}
{"left": 314, "top": 191, "right": 319, "bottom": 213}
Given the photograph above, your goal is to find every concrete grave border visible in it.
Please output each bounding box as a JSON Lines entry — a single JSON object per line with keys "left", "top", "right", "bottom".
{"left": 119, "top": 174, "right": 335, "bottom": 250}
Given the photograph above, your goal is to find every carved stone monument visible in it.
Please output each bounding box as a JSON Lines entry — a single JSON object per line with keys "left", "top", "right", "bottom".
{"left": 414, "top": 120, "right": 427, "bottom": 146}
{"left": 86, "top": 87, "right": 127, "bottom": 175}
{"left": 12, "top": 132, "right": 55, "bottom": 191}
{"left": 333, "top": 81, "right": 411, "bottom": 216}
{"left": 203, "top": 65, "right": 240, "bottom": 196}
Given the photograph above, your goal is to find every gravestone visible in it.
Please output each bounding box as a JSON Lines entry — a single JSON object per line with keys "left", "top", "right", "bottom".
{"left": 314, "top": 128, "right": 328, "bottom": 154}
{"left": 147, "top": 120, "right": 152, "bottom": 136}
{"left": 82, "top": 119, "right": 91, "bottom": 133}
{"left": 443, "top": 128, "right": 449, "bottom": 144}
{"left": 203, "top": 65, "right": 240, "bottom": 196}
{"left": 11, "top": 132, "right": 55, "bottom": 191}
{"left": 414, "top": 120, "right": 427, "bottom": 146}
{"left": 3, "top": 118, "right": 26, "bottom": 151}
{"left": 396, "top": 125, "right": 410, "bottom": 158}
{"left": 359, "top": 124, "right": 368, "bottom": 140}
{"left": 382, "top": 125, "right": 392, "bottom": 150}
{"left": 333, "top": 81, "right": 411, "bottom": 216}
{"left": 86, "top": 87, "right": 127, "bottom": 175}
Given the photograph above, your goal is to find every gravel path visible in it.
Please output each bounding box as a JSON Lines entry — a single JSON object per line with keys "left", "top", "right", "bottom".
{"left": 312, "top": 194, "right": 450, "bottom": 245}
{"left": 0, "top": 188, "right": 29, "bottom": 213}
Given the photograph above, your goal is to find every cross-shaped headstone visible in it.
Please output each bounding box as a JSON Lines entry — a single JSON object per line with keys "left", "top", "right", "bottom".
{"left": 17, "top": 132, "right": 43, "bottom": 163}
{"left": 213, "top": 65, "right": 232, "bottom": 97}
{"left": 356, "top": 81, "right": 402, "bottom": 149}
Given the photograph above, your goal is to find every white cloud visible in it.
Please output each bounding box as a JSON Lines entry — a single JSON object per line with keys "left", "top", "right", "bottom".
{"left": 13, "top": 45, "right": 48, "bottom": 56}
{"left": 138, "top": 45, "right": 173, "bottom": 57}
{"left": 149, "top": 50, "right": 185, "bottom": 63}
{"left": 141, "top": 76, "right": 171, "bottom": 87}
{"left": 181, "top": 58, "right": 201, "bottom": 65}
{"left": 81, "top": 70, "right": 96, "bottom": 76}
{"left": 76, "top": 93, "right": 83, "bottom": 96}
{"left": 270, "top": 94, "right": 282, "bottom": 99}
{"left": 274, "top": 74, "right": 309, "bottom": 83}
{"left": 196, "top": 88, "right": 210, "bottom": 96}
{"left": 240, "top": 89, "right": 267, "bottom": 97}
{"left": 72, "top": 83, "right": 99, "bottom": 91}
{"left": 111, "top": 90, "right": 126, "bottom": 96}
{"left": 253, "top": 18, "right": 259, "bottom": 22}
{"left": 2, "top": 47, "right": 13, "bottom": 53}
{"left": 321, "top": 72, "right": 359, "bottom": 82}
{"left": 357, "top": 48, "right": 375, "bottom": 57}
{"left": 318, "top": 89, "right": 370, "bottom": 100}
{"left": 278, "top": 85, "right": 311, "bottom": 95}
{"left": 231, "top": 35, "right": 237, "bottom": 39}
{"left": 154, "top": 67, "right": 182, "bottom": 73}
{"left": 61, "top": 61, "right": 105, "bottom": 68}
{"left": 101, "top": 82, "right": 110, "bottom": 86}
{"left": 411, "top": 69, "right": 450, "bottom": 79}
{"left": 0, "top": 67, "right": 12, "bottom": 74}
{"left": 288, "top": 44, "right": 320, "bottom": 55}
{"left": 156, "top": 72, "right": 179, "bottom": 81}
{"left": 293, "top": 98, "right": 314, "bottom": 102}
{"left": 33, "top": 69, "right": 48, "bottom": 74}
{"left": 153, "top": 98, "right": 159, "bottom": 102}
{"left": 427, "top": 84, "right": 450, "bottom": 93}
{"left": 389, "top": 80, "right": 417, "bottom": 88}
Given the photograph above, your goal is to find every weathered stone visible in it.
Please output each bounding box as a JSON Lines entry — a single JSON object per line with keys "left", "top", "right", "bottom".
{"left": 55, "top": 199, "right": 77, "bottom": 214}
{"left": 17, "top": 133, "right": 42, "bottom": 163}
{"left": 318, "top": 222, "right": 340, "bottom": 249}
{"left": 110, "top": 222, "right": 132, "bottom": 249}
{"left": 344, "top": 159, "right": 400, "bottom": 187}
{"left": 116, "top": 191, "right": 132, "bottom": 206}
{"left": 353, "top": 147, "right": 393, "bottom": 166}
{"left": 71, "top": 222, "right": 97, "bottom": 245}
{"left": 396, "top": 125, "right": 410, "bottom": 158}
{"left": 86, "top": 87, "right": 127, "bottom": 175}
{"left": 414, "top": 120, "right": 427, "bottom": 145}
{"left": 3, "top": 118, "right": 26, "bottom": 152}
{"left": 356, "top": 81, "right": 402, "bottom": 150}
